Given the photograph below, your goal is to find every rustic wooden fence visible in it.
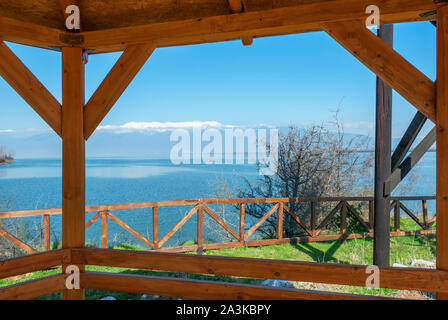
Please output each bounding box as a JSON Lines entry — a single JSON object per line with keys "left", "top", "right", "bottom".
{"left": 0, "top": 196, "right": 436, "bottom": 255}
{"left": 0, "top": 195, "right": 444, "bottom": 300}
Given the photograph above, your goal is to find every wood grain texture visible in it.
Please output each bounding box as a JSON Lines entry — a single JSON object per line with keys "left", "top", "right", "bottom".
{"left": 73, "top": 248, "right": 448, "bottom": 293}
{"left": 83, "top": 44, "right": 155, "bottom": 139}
{"left": 80, "top": 0, "right": 435, "bottom": 52}
{"left": 0, "top": 15, "right": 65, "bottom": 49}
{"left": 82, "top": 271, "right": 387, "bottom": 300}
{"left": 0, "top": 41, "right": 62, "bottom": 135}
{"left": 437, "top": 4, "right": 448, "bottom": 300}
{"left": 61, "top": 46, "right": 85, "bottom": 300}
{"left": 322, "top": 20, "right": 436, "bottom": 122}
{"left": 0, "top": 249, "right": 68, "bottom": 280}
{"left": 0, "top": 0, "right": 433, "bottom": 32}
{"left": 0, "top": 274, "right": 67, "bottom": 300}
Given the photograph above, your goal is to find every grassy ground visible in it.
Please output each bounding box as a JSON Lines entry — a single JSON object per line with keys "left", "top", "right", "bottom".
{"left": 0, "top": 218, "right": 436, "bottom": 300}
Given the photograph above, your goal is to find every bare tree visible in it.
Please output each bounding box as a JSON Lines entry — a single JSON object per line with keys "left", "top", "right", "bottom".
{"left": 238, "top": 111, "right": 373, "bottom": 239}
{"left": 204, "top": 177, "right": 239, "bottom": 242}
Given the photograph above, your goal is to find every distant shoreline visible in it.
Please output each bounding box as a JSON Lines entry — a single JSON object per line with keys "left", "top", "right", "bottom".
{"left": 0, "top": 160, "right": 13, "bottom": 165}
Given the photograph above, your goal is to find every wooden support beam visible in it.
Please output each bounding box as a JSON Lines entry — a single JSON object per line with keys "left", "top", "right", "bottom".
{"left": 0, "top": 41, "right": 62, "bottom": 136}
{"left": 0, "top": 16, "right": 66, "bottom": 50}
{"left": 83, "top": 44, "right": 155, "bottom": 139}
{"left": 322, "top": 21, "right": 436, "bottom": 122}
{"left": 61, "top": 46, "right": 85, "bottom": 300}
{"left": 436, "top": 4, "right": 448, "bottom": 300}
{"left": 391, "top": 111, "right": 427, "bottom": 171}
{"left": 373, "top": 24, "right": 393, "bottom": 267}
{"left": 80, "top": 0, "right": 436, "bottom": 53}
{"left": 385, "top": 127, "right": 436, "bottom": 195}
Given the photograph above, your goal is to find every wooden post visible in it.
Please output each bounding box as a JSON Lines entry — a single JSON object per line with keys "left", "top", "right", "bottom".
{"left": 393, "top": 201, "right": 400, "bottom": 233}
{"left": 43, "top": 215, "right": 50, "bottom": 251}
{"left": 153, "top": 207, "right": 158, "bottom": 249}
{"left": 310, "top": 201, "right": 316, "bottom": 237}
{"left": 437, "top": 4, "right": 448, "bottom": 300}
{"left": 368, "top": 200, "right": 374, "bottom": 232}
{"left": 61, "top": 46, "right": 85, "bottom": 300}
{"left": 197, "top": 206, "right": 204, "bottom": 255}
{"left": 422, "top": 200, "right": 428, "bottom": 229}
{"left": 340, "top": 202, "right": 347, "bottom": 236}
{"left": 100, "top": 211, "right": 108, "bottom": 249}
{"left": 277, "top": 202, "right": 283, "bottom": 240}
{"left": 373, "top": 24, "right": 393, "bottom": 267}
{"left": 239, "top": 203, "right": 245, "bottom": 243}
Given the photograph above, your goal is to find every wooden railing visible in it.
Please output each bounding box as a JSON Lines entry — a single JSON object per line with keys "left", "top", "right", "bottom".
{"left": 1, "top": 246, "right": 448, "bottom": 300}
{"left": 0, "top": 196, "right": 436, "bottom": 255}
{"left": 0, "top": 195, "right": 442, "bottom": 300}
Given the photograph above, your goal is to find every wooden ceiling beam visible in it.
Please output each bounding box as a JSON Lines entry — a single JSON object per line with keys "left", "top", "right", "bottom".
{"left": 0, "top": 15, "right": 65, "bottom": 50}
{"left": 322, "top": 20, "right": 436, "bottom": 122}
{"left": 79, "top": 0, "right": 435, "bottom": 53}
{"left": 83, "top": 44, "right": 155, "bottom": 140}
{"left": 0, "top": 41, "right": 62, "bottom": 136}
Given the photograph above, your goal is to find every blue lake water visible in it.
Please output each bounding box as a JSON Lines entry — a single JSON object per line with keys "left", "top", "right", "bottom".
{"left": 0, "top": 153, "right": 436, "bottom": 247}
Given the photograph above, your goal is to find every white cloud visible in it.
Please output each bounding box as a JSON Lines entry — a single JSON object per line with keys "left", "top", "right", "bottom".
{"left": 0, "top": 129, "right": 15, "bottom": 133}
{"left": 97, "top": 121, "right": 237, "bottom": 133}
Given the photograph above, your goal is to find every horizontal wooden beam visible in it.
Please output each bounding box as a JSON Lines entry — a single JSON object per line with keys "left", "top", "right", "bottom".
{"left": 0, "top": 16, "right": 65, "bottom": 50}
{"left": 80, "top": 0, "right": 435, "bottom": 53}
{"left": 0, "top": 249, "right": 68, "bottom": 280}
{"left": 83, "top": 44, "right": 155, "bottom": 140}
{"left": 322, "top": 20, "right": 436, "bottom": 122}
{"left": 0, "top": 196, "right": 436, "bottom": 219}
{"left": 0, "top": 41, "right": 62, "bottom": 136}
{"left": 0, "top": 274, "right": 67, "bottom": 300}
{"left": 81, "top": 271, "right": 385, "bottom": 300}
{"left": 72, "top": 248, "right": 448, "bottom": 293}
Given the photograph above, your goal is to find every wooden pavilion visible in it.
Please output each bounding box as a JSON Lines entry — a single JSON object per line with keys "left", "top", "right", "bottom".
{"left": 0, "top": 0, "right": 447, "bottom": 300}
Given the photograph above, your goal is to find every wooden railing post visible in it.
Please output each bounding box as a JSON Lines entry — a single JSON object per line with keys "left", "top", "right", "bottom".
{"left": 394, "top": 200, "right": 401, "bottom": 233}
{"left": 310, "top": 201, "right": 316, "bottom": 237}
{"left": 368, "top": 200, "right": 374, "bottom": 232}
{"left": 422, "top": 200, "right": 428, "bottom": 229}
{"left": 153, "top": 207, "right": 159, "bottom": 249}
{"left": 43, "top": 214, "right": 50, "bottom": 251}
{"left": 277, "top": 202, "right": 283, "bottom": 240}
{"left": 100, "top": 211, "right": 108, "bottom": 249}
{"left": 340, "top": 202, "right": 347, "bottom": 236}
{"left": 239, "top": 203, "right": 245, "bottom": 243}
{"left": 197, "top": 206, "right": 204, "bottom": 255}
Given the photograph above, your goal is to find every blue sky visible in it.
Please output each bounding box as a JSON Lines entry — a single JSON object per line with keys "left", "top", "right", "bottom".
{"left": 0, "top": 21, "right": 436, "bottom": 138}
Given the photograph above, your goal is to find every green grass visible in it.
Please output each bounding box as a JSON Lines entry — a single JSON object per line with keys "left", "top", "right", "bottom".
{"left": 0, "top": 217, "right": 436, "bottom": 300}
